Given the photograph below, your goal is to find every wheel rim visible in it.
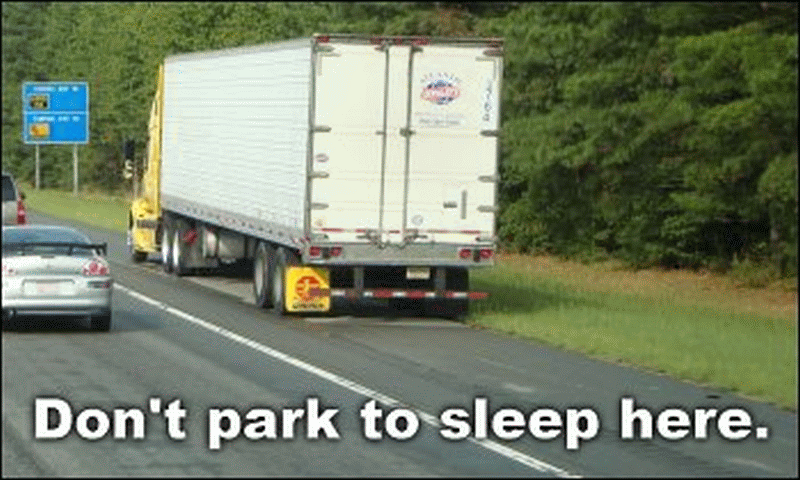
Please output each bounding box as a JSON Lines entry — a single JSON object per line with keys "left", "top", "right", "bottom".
{"left": 272, "top": 256, "right": 283, "bottom": 310}
{"left": 161, "top": 227, "right": 170, "bottom": 264}
{"left": 172, "top": 230, "right": 180, "bottom": 271}
{"left": 254, "top": 250, "right": 264, "bottom": 295}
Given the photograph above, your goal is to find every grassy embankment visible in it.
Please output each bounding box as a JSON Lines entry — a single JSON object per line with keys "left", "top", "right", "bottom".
{"left": 22, "top": 187, "right": 798, "bottom": 410}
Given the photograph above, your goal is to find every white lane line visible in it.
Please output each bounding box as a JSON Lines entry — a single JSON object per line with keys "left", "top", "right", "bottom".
{"left": 114, "top": 283, "right": 578, "bottom": 478}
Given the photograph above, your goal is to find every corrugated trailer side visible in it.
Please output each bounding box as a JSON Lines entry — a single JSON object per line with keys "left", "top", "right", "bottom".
{"left": 160, "top": 38, "right": 313, "bottom": 249}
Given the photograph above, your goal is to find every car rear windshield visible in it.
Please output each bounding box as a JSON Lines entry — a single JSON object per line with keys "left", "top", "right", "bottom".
{"left": 2, "top": 227, "right": 96, "bottom": 256}
{"left": 2, "top": 175, "right": 16, "bottom": 202}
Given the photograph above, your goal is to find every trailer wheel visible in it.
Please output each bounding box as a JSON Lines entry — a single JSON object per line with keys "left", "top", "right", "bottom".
{"left": 171, "top": 224, "right": 188, "bottom": 276}
{"left": 270, "top": 247, "right": 299, "bottom": 316}
{"left": 427, "top": 267, "right": 469, "bottom": 320}
{"left": 161, "top": 216, "right": 173, "bottom": 273}
{"left": 253, "top": 242, "right": 275, "bottom": 308}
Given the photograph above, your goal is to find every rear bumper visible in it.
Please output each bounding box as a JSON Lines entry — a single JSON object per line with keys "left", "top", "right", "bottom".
{"left": 2, "top": 297, "right": 111, "bottom": 320}
{"left": 303, "top": 242, "right": 496, "bottom": 266}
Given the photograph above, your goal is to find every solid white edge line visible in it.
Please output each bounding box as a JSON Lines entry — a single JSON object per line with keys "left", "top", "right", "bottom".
{"left": 114, "top": 283, "right": 578, "bottom": 478}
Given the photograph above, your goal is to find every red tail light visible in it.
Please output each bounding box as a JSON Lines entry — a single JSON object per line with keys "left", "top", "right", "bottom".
{"left": 82, "top": 259, "right": 109, "bottom": 276}
{"left": 459, "top": 248, "right": 472, "bottom": 259}
{"left": 16, "top": 199, "right": 26, "bottom": 224}
{"left": 309, "top": 246, "right": 322, "bottom": 257}
{"left": 329, "top": 246, "right": 342, "bottom": 257}
{"left": 479, "top": 249, "right": 493, "bottom": 260}
{"left": 182, "top": 229, "right": 197, "bottom": 245}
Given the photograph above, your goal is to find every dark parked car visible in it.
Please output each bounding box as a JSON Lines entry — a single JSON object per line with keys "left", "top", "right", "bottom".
{"left": 2, "top": 172, "right": 26, "bottom": 225}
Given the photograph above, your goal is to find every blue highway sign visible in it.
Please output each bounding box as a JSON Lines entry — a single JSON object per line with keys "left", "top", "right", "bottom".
{"left": 23, "top": 82, "right": 89, "bottom": 144}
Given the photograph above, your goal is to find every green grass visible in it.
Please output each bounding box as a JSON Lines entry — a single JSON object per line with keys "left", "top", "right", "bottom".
{"left": 22, "top": 186, "right": 129, "bottom": 234}
{"left": 23, "top": 187, "right": 798, "bottom": 410}
{"left": 472, "top": 264, "right": 797, "bottom": 410}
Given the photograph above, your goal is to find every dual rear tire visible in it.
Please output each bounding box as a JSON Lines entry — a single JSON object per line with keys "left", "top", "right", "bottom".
{"left": 161, "top": 218, "right": 173, "bottom": 274}
{"left": 253, "top": 242, "right": 275, "bottom": 308}
{"left": 160, "top": 215, "right": 188, "bottom": 276}
{"left": 253, "top": 242, "right": 298, "bottom": 315}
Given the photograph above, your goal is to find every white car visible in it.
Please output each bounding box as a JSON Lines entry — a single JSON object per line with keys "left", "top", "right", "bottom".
{"left": 2, "top": 225, "right": 112, "bottom": 331}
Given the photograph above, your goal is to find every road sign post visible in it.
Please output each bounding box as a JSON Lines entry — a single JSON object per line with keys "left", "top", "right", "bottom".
{"left": 22, "top": 82, "right": 89, "bottom": 193}
{"left": 35, "top": 145, "right": 40, "bottom": 190}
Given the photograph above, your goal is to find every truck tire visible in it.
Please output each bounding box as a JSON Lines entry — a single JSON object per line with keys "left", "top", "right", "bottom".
{"left": 253, "top": 242, "right": 275, "bottom": 308}
{"left": 427, "top": 267, "right": 469, "bottom": 320}
{"left": 172, "top": 225, "right": 188, "bottom": 276}
{"left": 270, "top": 247, "right": 299, "bottom": 316}
{"left": 161, "top": 217, "right": 173, "bottom": 273}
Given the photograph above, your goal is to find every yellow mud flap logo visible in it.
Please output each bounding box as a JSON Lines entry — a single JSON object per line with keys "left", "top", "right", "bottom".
{"left": 285, "top": 266, "right": 330, "bottom": 313}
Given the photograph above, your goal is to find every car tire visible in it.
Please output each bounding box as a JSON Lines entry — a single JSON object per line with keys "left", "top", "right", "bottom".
{"left": 270, "top": 247, "right": 299, "bottom": 316}
{"left": 90, "top": 313, "right": 112, "bottom": 332}
{"left": 253, "top": 242, "right": 275, "bottom": 308}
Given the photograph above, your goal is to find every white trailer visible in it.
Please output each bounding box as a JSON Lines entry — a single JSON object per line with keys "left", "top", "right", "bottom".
{"left": 133, "top": 34, "right": 503, "bottom": 317}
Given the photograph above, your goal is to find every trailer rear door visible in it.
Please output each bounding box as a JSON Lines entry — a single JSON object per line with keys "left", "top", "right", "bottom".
{"left": 310, "top": 38, "right": 501, "bottom": 246}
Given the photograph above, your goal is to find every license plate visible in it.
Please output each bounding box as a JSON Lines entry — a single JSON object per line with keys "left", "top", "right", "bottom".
{"left": 24, "top": 280, "right": 75, "bottom": 296}
{"left": 406, "top": 267, "right": 430, "bottom": 280}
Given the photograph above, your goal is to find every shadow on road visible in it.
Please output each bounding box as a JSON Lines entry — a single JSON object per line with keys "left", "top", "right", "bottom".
{"left": 2, "top": 308, "right": 160, "bottom": 334}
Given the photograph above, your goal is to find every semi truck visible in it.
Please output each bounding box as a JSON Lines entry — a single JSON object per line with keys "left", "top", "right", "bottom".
{"left": 128, "top": 34, "right": 503, "bottom": 317}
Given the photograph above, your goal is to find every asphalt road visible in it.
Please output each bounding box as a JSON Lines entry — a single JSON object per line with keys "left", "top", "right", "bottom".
{"left": 2, "top": 211, "right": 797, "bottom": 477}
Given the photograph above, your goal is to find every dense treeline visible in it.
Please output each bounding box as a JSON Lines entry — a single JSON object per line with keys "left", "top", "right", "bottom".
{"left": 2, "top": 2, "right": 797, "bottom": 276}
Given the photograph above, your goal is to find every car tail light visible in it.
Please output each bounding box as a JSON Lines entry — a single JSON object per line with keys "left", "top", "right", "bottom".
{"left": 479, "top": 249, "right": 493, "bottom": 260}
{"left": 16, "top": 199, "right": 26, "bottom": 224}
{"left": 459, "top": 248, "right": 472, "bottom": 259}
{"left": 82, "top": 258, "right": 109, "bottom": 276}
{"left": 329, "top": 246, "right": 342, "bottom": 257}
{"left": 309, "top": 246, "right": 322, "bottom": 257}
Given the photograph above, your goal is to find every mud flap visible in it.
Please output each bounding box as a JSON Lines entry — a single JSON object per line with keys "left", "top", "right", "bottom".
{"left": 285, "top": 266, "right": 330, "bottom": 313}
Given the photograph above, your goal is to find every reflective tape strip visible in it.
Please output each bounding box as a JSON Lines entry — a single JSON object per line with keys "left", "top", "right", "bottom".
{"left": 314, "top": 227, "right": 488, "bottom": 235}
{"left": 328, "top": 289, "right": 487, "bottom": 299}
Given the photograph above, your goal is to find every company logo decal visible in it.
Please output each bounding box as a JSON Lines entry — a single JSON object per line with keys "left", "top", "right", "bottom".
{"left": 295, "top": 275, "right": 322, "bottom": 301}
{"left": 421, "top": 73, "right": 461, "bottom": 105}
